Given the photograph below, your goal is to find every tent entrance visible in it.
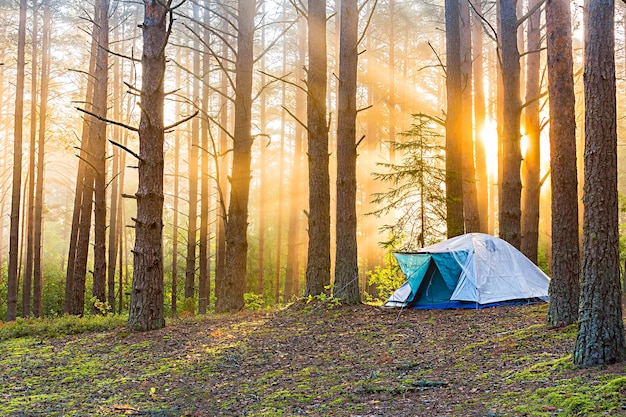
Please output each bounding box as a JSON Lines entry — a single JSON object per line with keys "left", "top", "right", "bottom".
{"left": 411, "top": 261, "right": 455, "bottom": 308}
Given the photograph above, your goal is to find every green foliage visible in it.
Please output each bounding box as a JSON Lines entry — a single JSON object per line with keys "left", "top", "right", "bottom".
{"left": 0, "top": 314, "right": 127, "bottom": 341}
{"left": 371, "top": 113, "right": 447, "bottom": 251}
{"left": 244, "top": 292, "right": 266, "bottom": 310}
{"left": 306, "top": 285, "right": 342, "bottom": 307}
{"left": 182, "top": 297, "right": 196, "bottom": 315}
{"left": 90, "top": 297, "right": 111, "bottom": 315}
{"left": 366, "top": 253, "right": 403, "bottom": 303}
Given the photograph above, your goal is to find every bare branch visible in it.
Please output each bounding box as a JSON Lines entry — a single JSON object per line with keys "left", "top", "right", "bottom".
{"left": 76, "top": 106, "right": 139, "bottom": 132}
{"left": 357, "top": 104, "right": 373, "bottom": 114}
{"left": 517, "top": 0, "right": 547, "bottom": 27}
{"left": 427, "top": 42, "right": 446, "bottom": 77}
{"left": 282, "top": 105, "right": 308, "bottom": 132}
{"left": 164, "top": 110, "right": 199, "bottom": 131}
{"left": 357, "top": 0, "right": 378, "bottom": 48}
{"left": 109, "top": 139, "right": 141, "bottom": 161}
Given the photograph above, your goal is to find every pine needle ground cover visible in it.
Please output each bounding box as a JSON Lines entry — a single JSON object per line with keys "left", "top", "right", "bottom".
{"left": 1, "top": 302, "right": 626, "bottom": 416}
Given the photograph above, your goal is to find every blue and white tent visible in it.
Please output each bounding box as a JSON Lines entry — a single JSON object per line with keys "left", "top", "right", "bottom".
{"left": 385, "top": 233, "right": 550, "bottom": 309}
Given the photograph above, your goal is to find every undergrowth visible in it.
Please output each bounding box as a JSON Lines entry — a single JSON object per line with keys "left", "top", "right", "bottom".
{"left": 0, "top": 314, "right": 127, "bottom": 341}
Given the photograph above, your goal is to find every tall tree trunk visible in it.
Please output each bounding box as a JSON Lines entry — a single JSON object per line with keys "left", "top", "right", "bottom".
{"left": 64, "top": 29, "right": 98, "bottom": 315}
{"left": 33, "top": 0, "right": 51, "bottom": 318}
{"left": 258, "top": 77, "right": 266, "bottom": 297}
{"left": 171, "top": 58, "right": 182, "bottom": 317}
{"left": 574, "top": 0, "right": 626, "bottom": 366}
{"left": 305, "top": 0, "right": 331, "bottom": 296}
{"left": 67, "top": 23, "right": 103, "bottom": 315}
{"left": 275, "top": 20, "right": 288, "bottom": 304}
{"left": 284, "top": 14, "right": 306, "bottom": 301}
{"left": 520, "top": 0, "right": 542, "bottom": 263}
{"left": 257, "top": 5, "right": 267, "bottom": 299}
{"left": 91, "top": 0, "right": 110, "bottom": 315}
{"left": 388, "top": 0, "right": 396, "bottom": 163}
{"left": 545, "top": 0, "right": 579, "bottom": 327}
{"left": 7, "top": 0, "right": 28, "bottom": 321}
{"left": 471, "top": 0, "right": 488, "bottom": 233}
{"left": 460, "top": 0, "right": 480, "bottom": 233}
{"left": 214, "top": 14, "right": 230, "bottom": 307}
{"left": 23, "top": 3, "right": 39, "bottom": 318}
{"left": 108, "top": 12, "right": 122, "bottom": 314}
{"left": 128, "top": 0, "right": 170, "bottom": 331}
{"left": 185, "top": 3, "right": 201, "bottom": 311}
{"left": 334, "top": 0, "right": 360, "bottom": 304}
{"left": 499, "top": 0, "right": 522, "bottom": 248}
{"left": 216, "top": 0, "right": 255, "bottom": 313}
{"left": 445, "top": 0, "right": 464, "bottom": 238}
{"left": 198, "top": 0, "right": 211, "bottom": 314}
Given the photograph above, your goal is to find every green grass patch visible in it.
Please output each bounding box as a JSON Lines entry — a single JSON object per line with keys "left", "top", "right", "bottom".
{"left": 0, "top": 314, "right": 127, "bottom": 341}
{"left": 497, "top": 373, "right": 626, "bottom": 416}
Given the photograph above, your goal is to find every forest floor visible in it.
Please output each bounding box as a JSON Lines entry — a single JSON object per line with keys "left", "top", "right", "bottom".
{"left": 2, "top": 300, "right": 626, "bottom": 417}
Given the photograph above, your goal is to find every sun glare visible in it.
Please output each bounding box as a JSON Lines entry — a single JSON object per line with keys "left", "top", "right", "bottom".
{"left": 481, "top": 118, "right": 499, "bottom": 178}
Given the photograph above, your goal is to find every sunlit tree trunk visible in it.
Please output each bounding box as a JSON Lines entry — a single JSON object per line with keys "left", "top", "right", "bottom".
{"left": 284, "top": 14, "right": 306, "bottom": 301}
{"left": 216, "top": 0, "right": 255, "bottom": 313}
{"left": 334, "top": 0, "right": 360, "bottom": 304}
{"left": 545, "top": 0, "right": 579, "bottom": 327}
{"left": 460, "top": 0, "right": 480, "bottom": 233}
{"left": 171, "top": 61, "right": 182, "bottom": 317}
{"left": 275, "top": 13, "right": 288, "bottom": 304}
{"left": 198, "top": 0, "right": 211, "bottom": 314}
{"left": 214, "top": 13, "right": 230, "bottom": 306}
{"left": 498, "top": 0, "right": 522, "bottom": 248}
{"left": 185, "top": 3, "right": 201, "bottom": 311}
{"left": 108, "top": 11, "right": 122, "bottom": 314}
{"left": 574, "top": 0, "right": 626, "bottom": 366}
{"left": 7, "top": 0, "right": 28, "bottom": 321}
{"left": 128, "top": 0, "right": 170, "bottom": 331}
{"left": 445, "top": 0, "right": 464, "bottom": 238}
{"left": 33, "top": 0, "right": 51, "bottom": 318}
{"left": 388, "top": 0, "right": 396, "bottom": 163}
{"left": 305, "top": 0, "right": 331, "bottom": 297}
{"left": 64, "top": 29, "right": 97, "bottom": 315}
{"left": 23, "top": 3, "right": 39, "bottom": 317}
{"left": 471, "top": 0, "right": 488, "bottom": 233}
{"left": 520, "top": 0, "right": 541, "bottom": 263}
{"left": 258, "top": 26, "right": 267, "bottom": 297}
{"left": 91, "top": 0, "right": 110, "bottom": 315}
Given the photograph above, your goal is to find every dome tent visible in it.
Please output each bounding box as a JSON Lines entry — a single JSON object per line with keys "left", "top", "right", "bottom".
{"left": 385, "top": 233, "right": 550, "bottom": 309}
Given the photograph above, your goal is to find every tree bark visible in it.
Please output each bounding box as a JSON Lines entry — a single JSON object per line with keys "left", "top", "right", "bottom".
{"left": 33, "top": 0, "right": 51, "bottom": 318}
{"left": 305, "top": 0, "right": 331, "bottom": 296}
{"left": 216, "top": 0, "right": 255, "bottom": 313}
{"left": 6, "top": 0, "right": 28, "bottom": 321}
{"left": 445, "top": 0, "right": 464, "bottom": 238}
{"left": 498, "top": 0, "right": 522, "bottom": 248}
{"left": 545, "top": 0, "right": 579, "bottom": 327}
{"left": 214, "top": 12, "right": 230, "bottom": 308}
{"left": 185, "top": 2, "right": 201, "bottom": 311}
{"left": 471, "top": 0, "right": 488, "bottom": 233}
{"left": 574, "top": 0, "right": 626, "bottom": 366}
{"left": 520, "top": 0, "right": 542, "bottom": 263}
{"left": 91, "top": 0, "right": 110, "bottom": 315}
{"left": 65, "top": 23, "right": 100, "bottom": 316}
{"left": 460, "top": 0, "right": 480, "bottom": 233}
{"left": 334, "top": 0, "right": 360, "bottom": 304}
{"left": 128, "top": 0, "right": 170, "bottom": 331}
{"left": 284, "top": 14, "right": 307, "bottom": 302}
{"left": 198, "top": 0, "right": 211, "bottom": 314}
{"left": 23, "top": 2, "right": 39, "bottom": 318}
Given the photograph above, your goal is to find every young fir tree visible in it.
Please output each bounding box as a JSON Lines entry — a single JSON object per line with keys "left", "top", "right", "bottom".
{"left": 371, "top": 114, "right": 447, "bottom": 251}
